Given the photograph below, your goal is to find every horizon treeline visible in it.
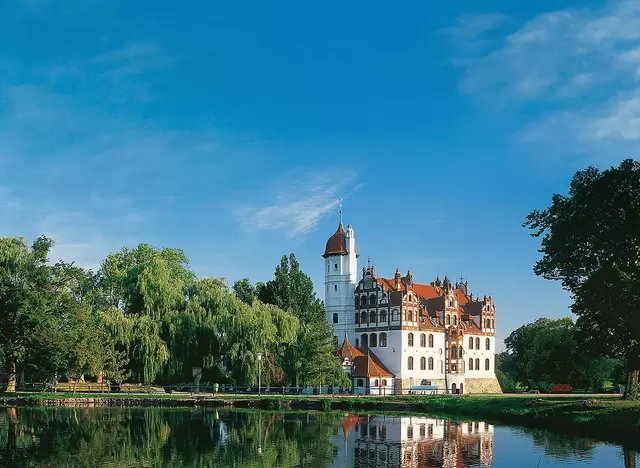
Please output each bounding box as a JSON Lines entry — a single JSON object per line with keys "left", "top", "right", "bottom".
{"left": 0, "top": 237, "right": 348, "bottom": 392}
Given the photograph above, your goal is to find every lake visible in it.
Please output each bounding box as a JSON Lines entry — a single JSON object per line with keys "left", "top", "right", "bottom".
{"left": 0, "top": 407, "right": 637, "bottom": 467}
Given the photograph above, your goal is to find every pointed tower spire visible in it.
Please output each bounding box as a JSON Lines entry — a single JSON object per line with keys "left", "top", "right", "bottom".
{"left": 339, "top": 198, "right": 343, "bottom": 224}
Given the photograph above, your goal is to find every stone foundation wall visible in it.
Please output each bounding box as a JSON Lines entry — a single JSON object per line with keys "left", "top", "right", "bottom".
{"left": 464, "top": 377, "right": 503, "bottom": 394}
{"left": 398, "top": 378, "right": 446, "bottom": 394}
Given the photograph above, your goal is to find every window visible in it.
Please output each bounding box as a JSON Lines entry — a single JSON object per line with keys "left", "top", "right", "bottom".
{"left": 428, "top": 357, "right": 434, "bottom": 370}
{"left": 380, "top": 310, "right": 387, "bottom": 322}
{"left": 361, "top": 334, "right": 368, "bottom": 347}
{"left": 357, "top": 379, "right": 364, "bottom": 387}
{"left": 428, "top": 334, "right": 434, "bottom": 347}
{"left": 408, "top": 310, "right": 413, "bottom": 321}
{"left": 407, "top": 426, "right": 413, "bottom": 440}
{"left": 486, "top": 338, "right": 490, "bottom": 350}
{"left": 475, "top": 337, "right": 480, "bottom": 349}
{"left": 382, "top": 379, "right": 387, "bottom": 387}
{"left": 420, "top": 333, "right": 426, "bottom": 347}
{"left": 374, "top": 379, "right": 379, "bottom": 387}
{"left": 370, "top": 333, "right": 377, "bottom": 347}
{"left": 355, "top": 312, "right": 359, "bottom": 324}
{"left": 451, "top": 345, "right": 457, "bottom": 359}
{"left": 408, "top": 356, "right": 414, "bottom": 370}
{"left": 408, "top": 333, "right": 414, "bottom": 346}
{"left": 446, "top": 315, "right": 450, "bottom": 325}
{"left": 355, "top": 338, "right": 359, "bottom": 347}
{"left": 369, "top": 311, "right": 376, "bottom": 323}
{"left": 370, "top": 294, "right": 376, "bottom": 305}
{"left": 334, "top": 285, "right": 337, "bottom": 292}
{"left": 380, "top": 333, "right": 387, "bottom": 347}
{"left": 492, "top": 319, "right": 495, "bottom": 328}
{"left": 361, "top": 296, "right": 367, "bottom": 307}
{"left": 327, "top": 264, "right": 330, "bottom": 272}
{"left": 453, "top": 315, "right": 457, "bottom": 325}
{"left": 361, "top": 312, "right": 367, "bottom": 324}
{"left": 355, "top": 297, "right": 359, "bottom": 308}
{"left": 469, "top": 337, "right": 474, "bottom": 349}
{"left": 475, "top": 358, "right": 480, "bottom": 370}
{"left": 392, "top": 309, "right": 399, "bottom": 321}
{"left": 485, "top": 359, "right": 490, "bottom": 371}
{"left": 420, "top": 357, "right": 426, "bottom": 370}
{"left": 469, "top": 358, "right": 474, "bottom": 371}
{"left": 334, "top": 263, "right": 338, "bottom": 271}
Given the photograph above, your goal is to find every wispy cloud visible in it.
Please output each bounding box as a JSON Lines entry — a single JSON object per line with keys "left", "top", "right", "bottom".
{"left": 235, "top": 171, "right": 361, "bottom": 238}
{"left": 449, "top": 0, "right": 640, "bottom": 160}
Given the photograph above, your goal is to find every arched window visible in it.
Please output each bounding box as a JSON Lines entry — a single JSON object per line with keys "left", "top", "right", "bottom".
{"left": 355, "top": 297, "right": 359, "bottom": 308}
{"left": 469, "top": 337, "right": 474, "bottom": 349}
{"left": 485, "top": 359, "right": 490, "bottom": 371}
{"left": 361, "top": 296, "right": 367, "bottom": 307}
{"left": 332, "top": 313, "right": 338, "bottom": 324}
{"left": 420, "top": 357, "right": 426, "bottom": 370}
{"left": 428, "top": 357, "right": 434, "bottom": 370}
{"left": 491, "top": 319, "right": 495, "bottom": 328}
{"left": 475, "top": 358, "right": 480, "bottom": 370}
{"left": 453, "top": 315, "right": 457, "bottom": 325}
{"left": 408, "top": 333, "right": 414, "bottom": 346}
{"left": 355, "top": 312, "right": 359, "bottom": 324}
{"left": 408, "top": 356, "right": 414, "bottom": 370}
{"left": 475, "top": 337, "right": 480, "bottom": 349}
{"left": 369, "top": 294, "right": 376, "bottom": 305}
{"left": 392, "top": 309, "right": 399, "bottom": 321}
{"left": 469, "top": 358, "right": 474, "bottom": 371}
{"left": 370, "top": 311, "right": 376, "bottom": 323}
{"left": 361, "top": 334, "right": 368, "bottom": 348}
{"left": 420, "top": 333, "right": 426, "bottom": 347}
{"left": 485, "top": 319, "right": 490, "bottom": 329}
{"left": 374, "top": 379, "right": 379, "bottom": 386}
{"left": 380, "top": 310, "right": 387, "bottom": 322}
{"left": 361, "top": 312, "right": 367, "bottom": 324}
{"left": 334, "top": 285, "right": 337, "bottom": 292}
{"left": 428, "top": 334, "right": 434, "bottom": 347}
{"left": 334, "top": 263, "right": 338, "bottom": 271}
{"left": 382, "top": 379, "right": 387, "bottom": 386}
{"left": 451, "top": 345, "right": 457, "bottom": 359}
{"left": 380, "top": 333, "right": 387, "bottom": 347}
{"left": 446, "top": 315, "right": 451, "bottom": 325}
{"left": 485, "top": 338, "right": 490, "bottom": 350}
{"left": 370, "top": 333, "right": 377, "bottom": 347}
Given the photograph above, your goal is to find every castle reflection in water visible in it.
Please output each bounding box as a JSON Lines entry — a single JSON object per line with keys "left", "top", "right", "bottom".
{"left": 333, "top": 415, "right": 494, "bottom": 467}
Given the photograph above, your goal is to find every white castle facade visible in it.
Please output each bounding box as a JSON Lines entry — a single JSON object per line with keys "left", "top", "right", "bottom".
{"left": 323, "top": 214, "right": 502, "bottom": 395}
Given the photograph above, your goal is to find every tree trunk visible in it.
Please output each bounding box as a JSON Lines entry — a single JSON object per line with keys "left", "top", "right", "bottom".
{"left": 7, "top": 408, "right": 17, "bottom": 453}
{"left": 624, "top": 449, "right": 638, "bottom": 468}
{"left": 5, "top": 360, "right": 17, "bottom": 393}
{"left": 624, "top": 368, "right": 639, "bottom": 400}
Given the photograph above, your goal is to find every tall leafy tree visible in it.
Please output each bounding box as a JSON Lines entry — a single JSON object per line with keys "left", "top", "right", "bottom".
{"left": 259, "top": 253, "right": 348, "bottom": 386}
{"left": 233, "top": 278, "right": 256, "bottom": 305}
{"left": 524, "top": 159, "right": 640, "bottom": 399}
{"left": 0, "top": 236, "right": 54, "bottom": 392}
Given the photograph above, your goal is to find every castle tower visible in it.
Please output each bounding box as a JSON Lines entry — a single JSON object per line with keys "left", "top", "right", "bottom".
{"left": 323, "top": 202, "right": 358, "bottom": 345}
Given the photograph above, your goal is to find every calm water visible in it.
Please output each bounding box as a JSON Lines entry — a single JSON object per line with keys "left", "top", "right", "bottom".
{"left": 0, "top": 407, "right": 637, "bottom": 467}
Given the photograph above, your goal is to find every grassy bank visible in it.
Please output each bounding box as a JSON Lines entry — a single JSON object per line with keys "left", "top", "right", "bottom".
{"left": 1, "top": 393, "right": 638, "bottom": 447}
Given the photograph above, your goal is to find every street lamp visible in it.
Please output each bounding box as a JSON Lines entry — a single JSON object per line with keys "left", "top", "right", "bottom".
{"left": 257, "top": 353, "right": 263, "bottom": 395}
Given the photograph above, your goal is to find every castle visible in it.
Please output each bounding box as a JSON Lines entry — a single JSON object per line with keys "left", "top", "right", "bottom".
{"left": 323, "top": 212, "right": 502, "bottom": 395}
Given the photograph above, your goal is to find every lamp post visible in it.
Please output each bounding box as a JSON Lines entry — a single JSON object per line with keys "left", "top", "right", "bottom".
{"left": 257, "top": 353, "right": 263, "bottom": 395}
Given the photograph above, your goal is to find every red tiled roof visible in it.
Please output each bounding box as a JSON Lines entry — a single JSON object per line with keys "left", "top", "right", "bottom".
{"left": 352, "top": 349, "right": 393, "bottom": 378}
{"left": 337, "top": 333, "right": 364, "bottom": 361}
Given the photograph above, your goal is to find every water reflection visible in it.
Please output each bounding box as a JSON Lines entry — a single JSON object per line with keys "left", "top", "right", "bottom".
{"left": 0, "top": 407, "right": 637, "bottom": 467}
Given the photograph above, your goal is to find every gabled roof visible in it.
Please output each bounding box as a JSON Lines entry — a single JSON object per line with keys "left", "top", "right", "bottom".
{"left": 351, "top": 348, "right": 393, "bottom": 378}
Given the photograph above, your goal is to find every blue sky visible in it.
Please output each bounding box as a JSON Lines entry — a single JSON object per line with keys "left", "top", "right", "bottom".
{"left": 2, "top": 0, "right": 637, "bottom": 347}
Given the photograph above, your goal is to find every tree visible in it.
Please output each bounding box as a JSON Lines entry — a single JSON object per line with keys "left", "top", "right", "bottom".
{"left": 233, "top": 278, "right": 256, "bottom": 305}
{"left": 259, "top": 253, "right": 347, "bottom": 386}
{"left": 524, "top": 159, "right": 640, "bottom": 399}
{"left": 0, "top": 236, "right": 54, "bottom": 392}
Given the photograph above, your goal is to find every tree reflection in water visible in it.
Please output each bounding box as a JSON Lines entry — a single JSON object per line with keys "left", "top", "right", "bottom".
{"left": 0, "top": 408, "right": 637, "bottom": 467}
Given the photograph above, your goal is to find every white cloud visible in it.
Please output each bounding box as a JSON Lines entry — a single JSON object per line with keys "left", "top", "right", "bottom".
{"left": 451, "top": 0, "right": 640, "bottom": 158}
{"left": 235, "top": 171, "right": 361, "bottom": 237}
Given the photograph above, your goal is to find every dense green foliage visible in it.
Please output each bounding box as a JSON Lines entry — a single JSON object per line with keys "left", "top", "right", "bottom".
{"left": 524, "top": 159, "right": 640, "bottom": 399}
{"left": 497, "top": 318, "right": 623, "bottom": 393}
{"left": 0, "top": 237, "right": 345, "bottom": 391}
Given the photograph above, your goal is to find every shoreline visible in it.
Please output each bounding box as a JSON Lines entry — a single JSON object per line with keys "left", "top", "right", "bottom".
{"left": 1, "top": 393, "right": 638, "bottom": 448}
